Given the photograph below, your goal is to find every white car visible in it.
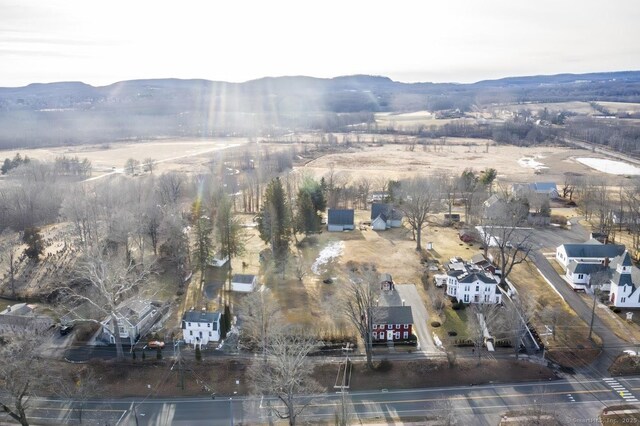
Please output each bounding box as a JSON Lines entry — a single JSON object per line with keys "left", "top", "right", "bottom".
{"left": 623, "top": 350, "right": 637, "bottom": 356}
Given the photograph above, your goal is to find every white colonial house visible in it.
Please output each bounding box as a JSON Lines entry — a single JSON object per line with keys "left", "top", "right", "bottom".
{"left": 556, "top": 239, "right": 625, "bottom": 270}
{"left": 182, "top": 309, "right": 221, "bottom": 347}
{"left": 609, "top": 252, "right": 640, "bottom": 308}
{"left": 231, "top": 274, "right": 258, "bottom": 292}
{"left": 445, "top": 262, "right": 502, "bottom": 304}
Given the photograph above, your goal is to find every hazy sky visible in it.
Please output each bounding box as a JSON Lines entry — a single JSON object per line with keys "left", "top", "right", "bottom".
{"left": 1, "top": 0, "right": 639, "bottom": 87}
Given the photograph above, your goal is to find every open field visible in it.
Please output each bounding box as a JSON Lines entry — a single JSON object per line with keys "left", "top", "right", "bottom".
{"left": 0, "top": 137, "right": 249, "bottom": 179}
{"left": 490, "top": 101, "right": 598, "bottom": 115}
{"left": 300, "top": 142, "right": 611, "bottom": 185}
{"left": 598, "top": 102, "right": 640, "bottom": 114}
{"left": 375, "top": 111, "right": 478, "bottom": 128}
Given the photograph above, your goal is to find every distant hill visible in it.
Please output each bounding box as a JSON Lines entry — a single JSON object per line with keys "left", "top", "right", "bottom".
{"left": 0, "top": 71, "right": 639, "bottom": 149}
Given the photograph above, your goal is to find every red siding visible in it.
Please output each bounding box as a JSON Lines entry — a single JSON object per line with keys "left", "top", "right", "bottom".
{"left": 372, "top": 323, "right": 413, "bottom": 342}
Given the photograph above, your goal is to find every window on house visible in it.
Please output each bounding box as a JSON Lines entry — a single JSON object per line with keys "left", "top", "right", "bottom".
{"left": 190, "top": 330, "right": 193, "bottom": 336}
{"left": 403, "top": 332, "right": 408, "bottom": 339}
{"left": 578, "top": 274, "right": 584, "bottom": 279}
{"left": 373, "top": 324, "right": 377, "bottom": 330}
{"left": 622, "top": 297, "right": 627, "bottom": 303}
{"left": 209, "top": 332, "right": 212, "bottom": 337}
{"left": 476, "top": 285, "right": 479, "bottom": 291}
{"left": 388, "top": 324, "right": 392, "bottom": 330}
{"left": 372, "top": 332, "right": 377, "bottom": 339}
{"left": 464, "top": 294, "right": 469, "bottom": 303}
{"left": 207, "top": 323, "right": 211, "bottom": 327}
{"left": 404, "top": 324, "right": 409, "bottom": 329}
{"left": 188, "top": 322, "right": 191, "bottom": 327}
{"left": 394, "top": 332, "right": 400, "bottom": 339}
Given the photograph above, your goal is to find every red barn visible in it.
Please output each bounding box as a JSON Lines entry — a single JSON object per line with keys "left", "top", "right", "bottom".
{"left": 371, "top": 306, "right": 413, "bottom": 342}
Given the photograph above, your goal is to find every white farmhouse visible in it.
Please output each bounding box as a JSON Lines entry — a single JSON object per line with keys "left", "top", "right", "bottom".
{"left": 182, "top": 309, "right": 221, "bottom": 347}
{"left": 556, "top": 239, "right": 625, "bottom": 269}
{"left": 445, "top": 262, "right": 502, "bottom": 304}
{"left": 231, "top": 274, "right": 258, "bottom": 292}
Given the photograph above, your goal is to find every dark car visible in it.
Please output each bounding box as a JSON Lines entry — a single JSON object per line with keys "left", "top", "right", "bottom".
{"left": 59, "top": 325, "right": 74, "bottom": 336}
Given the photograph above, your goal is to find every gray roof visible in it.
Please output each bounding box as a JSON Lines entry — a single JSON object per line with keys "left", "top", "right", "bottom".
{"left": 328, "top": 209, "right": 354, "bottom": 226}
{"left": 613, "top": 251, "right": 633, "bottom": 267}
{"left": 459, "top": 272, "right": 498, "bottom": 284}
{"left": 232, "top": 274, "right": 256, "bottom": 284}
{"left": 372, "top": 306, "right": 413, "bottom": 325}
{"left": 371, "top": 203, "right": 403, "bottom": 221}
{"left": 561, "top": 242, "right": 626, "bottom": 259}
{"left": 182, "top": 310, "right": 221, "bottom": 324}
{"left": 567, "top": 261, "right": 607, "bottom": 275}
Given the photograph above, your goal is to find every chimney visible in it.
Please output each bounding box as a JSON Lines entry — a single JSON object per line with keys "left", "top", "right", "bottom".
{"left": 202, "top": 307, "right": 206, "bottom": 312}
{"left": 402, "top": 299, "right": 406, "bottom": 306}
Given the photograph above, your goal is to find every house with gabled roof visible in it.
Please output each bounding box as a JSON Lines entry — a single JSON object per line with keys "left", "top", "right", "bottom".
{"left": 371, "top": 305, "right": 413, "bottom": 342}
{"left": 556, "top": 239, "right": 626, "bottom": 269}
{"left": 101, "top": 299, "right": 160, "bottom": 345}
{"left": 327, "top": 209, "right": 355, "bottom": 231}
{"left": 445, "top": 260, "right": 502, "bottom": 304}
{"left": 512, "top": 182, "right": 559, "bottom": 198}
{"left": 182, "top": 309, "right": 221, "bottom": 347}
{"left": 609, "top": 252, "right": 640, "bottom": 307}
{"left": 370, "top": 203, "right": 403, "bottom": 231}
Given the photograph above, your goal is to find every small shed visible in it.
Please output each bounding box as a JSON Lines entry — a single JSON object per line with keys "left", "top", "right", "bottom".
{"left": 231, "top": 274, "right": 258, "bottom": 292}
{"left": 327, "top": 209, "right": 355, "bottom": 232}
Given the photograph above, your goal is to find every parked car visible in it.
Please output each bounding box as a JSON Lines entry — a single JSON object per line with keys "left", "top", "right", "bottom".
{"left": 147, "top": 340, "right": 165, "bottom": 349}
{"left": 59, "top": 324, "right": 74, "bottom": 336}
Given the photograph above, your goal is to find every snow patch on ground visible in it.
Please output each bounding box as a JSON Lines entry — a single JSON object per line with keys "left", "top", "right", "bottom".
{"left": 311, "top": 241, "right": 344, "bottom": 274}
{"left": 576, "top": 157, "right": 640, "bottom": 175}
{"left": 518, "top": 156, "right": 548, "bottom": 170}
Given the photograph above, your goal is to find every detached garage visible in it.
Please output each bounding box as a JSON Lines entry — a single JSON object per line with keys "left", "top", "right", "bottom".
{"left": 231, "top": 274, "right": 258, "bottom": 292}
{"left": 327, "top": 209, "right": 355, "bottom": 232}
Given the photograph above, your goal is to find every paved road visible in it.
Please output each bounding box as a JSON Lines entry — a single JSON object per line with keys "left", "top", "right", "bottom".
{"left": 395, "top": 284, "right": 439, "bottom": 354}
{"left": 524, "top": 217, "right": 632, "bottom": 375}
{"left": 8, "top": 377, "right": 640, "bottom": 425}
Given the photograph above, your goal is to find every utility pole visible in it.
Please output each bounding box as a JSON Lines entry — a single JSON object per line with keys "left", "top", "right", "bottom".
{"left": 588, "top": 286, "right": 599, "bottom": 341}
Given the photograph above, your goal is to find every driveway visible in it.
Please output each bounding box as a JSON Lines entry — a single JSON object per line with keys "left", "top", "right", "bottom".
{"left": 395, "top": 284, "right": 439, "bottom": 354}
{"left": 530, "top": 250, "right": 629, "bottom": 375}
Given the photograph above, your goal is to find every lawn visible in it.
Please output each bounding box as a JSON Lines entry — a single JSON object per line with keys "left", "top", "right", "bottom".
{"left": 437, "top": 305, "right": 470, "bottom": 342}
{"left": 509, "top": 261, "right": 602, "bottom": 367}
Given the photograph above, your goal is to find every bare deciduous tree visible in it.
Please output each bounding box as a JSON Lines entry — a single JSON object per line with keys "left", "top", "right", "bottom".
{"left": 57, "top": 245, "right": 153, "bottom": 360}
{"left": 467, "top": 302, "right": 502, "bottom": 365}
{"left": 0, "top": 331, "right": 48, "bottom": 426}
{"left": 0, "top": 229, "right": 21, "bottom": 297}
{"left": 250, "top": 329, "right": 323, "bottom": 426}
{"left": 240, "top": 288, "right": 284, "bottom": 359}
{"left": 340, "top": 263, "right": 379, "bottom": 369}
{"left": 397, "top": 177, "right": 442, "bottom": 251}
{"left": 502, "top": 295, "right": 534, "bottom": 359}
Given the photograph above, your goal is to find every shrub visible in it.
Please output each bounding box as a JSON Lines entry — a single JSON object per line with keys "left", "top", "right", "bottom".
{"left": 431, "top": 321, "right": 441, "bottom": 328}
{"left": 375, "top": 359, "right": 393, "bottom": 372}
{"left": 613, "top": 307, "right": 621, "bottom": 313}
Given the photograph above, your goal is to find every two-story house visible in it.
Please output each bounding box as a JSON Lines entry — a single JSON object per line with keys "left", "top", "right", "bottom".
{"left": 182, "top": 309, "right": 221, "bottom": 347}
{"left": 371, "top": 306, "right": 413, "bottom": 342}
{"left": 556, "top": 239, "right": 625, "bottom": 270}
{"left": 101, "top": 299, "right": 160, "bottom": 345}
{"left": 445, "top": 261, "right": 502, "bottom": 304}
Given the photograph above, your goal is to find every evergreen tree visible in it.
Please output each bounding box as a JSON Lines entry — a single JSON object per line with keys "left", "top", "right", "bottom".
{"left": 295, "top": 178, "right": 327, "bottom": 235}
{"left": 195, "top": 346, "right": 202, "bottom": 362}
{"left": 192, "top": 201, "right": 213, "bottom": 284}
{"left": 257, "top": 177, "right": 291, "bottom": 258}
{"left": 223, "top": 304, "right": 232, "bottom": 334}
{"left": 23, "top": 227, "right": 45, "bottom": 260}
